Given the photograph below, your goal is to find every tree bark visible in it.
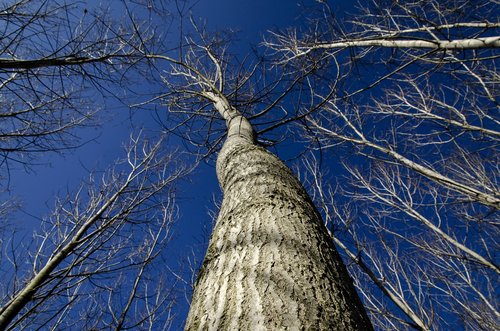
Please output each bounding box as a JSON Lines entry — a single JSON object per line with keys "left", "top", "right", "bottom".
{"left": 185, "top": 117, "right": 373, "bottom": 330}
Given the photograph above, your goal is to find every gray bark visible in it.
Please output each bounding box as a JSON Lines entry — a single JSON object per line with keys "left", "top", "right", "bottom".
{"left": 185, "top": 117, "right": 372, "bottom": 330}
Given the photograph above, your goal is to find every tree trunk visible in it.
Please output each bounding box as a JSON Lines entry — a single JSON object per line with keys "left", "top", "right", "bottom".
{"left": 185, "top": 117, "right": 373, "bottom": 330}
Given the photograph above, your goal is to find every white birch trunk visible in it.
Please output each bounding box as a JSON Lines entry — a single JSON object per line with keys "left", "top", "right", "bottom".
{"left": 185, "top": 116, "right": 372, "bottom": 330}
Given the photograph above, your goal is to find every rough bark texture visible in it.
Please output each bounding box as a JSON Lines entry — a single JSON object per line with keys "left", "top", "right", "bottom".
{"left": 185, "top": 133, "right": 373, "bottom": 330}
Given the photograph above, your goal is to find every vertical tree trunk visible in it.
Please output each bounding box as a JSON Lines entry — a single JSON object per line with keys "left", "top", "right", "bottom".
{"left": 185, "top": 114, "right": 372, "bottom": 330}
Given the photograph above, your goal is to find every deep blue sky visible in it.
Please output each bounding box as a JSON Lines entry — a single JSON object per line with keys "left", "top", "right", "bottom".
{"left": 195, "top": 0, "right": 305, "bottom": 41}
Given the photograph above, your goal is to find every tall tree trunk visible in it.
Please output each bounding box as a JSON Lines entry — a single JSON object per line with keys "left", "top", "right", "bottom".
{"left": 185, "top": 111, "right": 372, "bottom": 329}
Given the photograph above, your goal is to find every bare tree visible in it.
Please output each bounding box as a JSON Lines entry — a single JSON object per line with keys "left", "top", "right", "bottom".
{"left": 0, "top": 134, "right": 187, "bottom": 330}
{"left": 139, "top": 19, "right": 374, "bottom": 328}
{"left": 0, "top": 1, "right": 193, "bottom": 329}
{"left": 0, "top": 0, "right": 156, "bottom": 171}
{"left": 266, "top": 0, "right": 499, "bottom": 329}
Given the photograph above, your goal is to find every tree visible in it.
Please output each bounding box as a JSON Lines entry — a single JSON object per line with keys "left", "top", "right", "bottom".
{"left": 147, "top": 23, "right": 374, "bottom": 328}
{"left": 0, "top": 0, "right": 153, "bottom": 171}
{"left": 0, "top": 1, "right": 187, "bottom": 329}
{"left": 265, "top": 0, "right": 499, "bottom": 329}
{"left": 0, "top": 134, "right": 186, "bottom": 330}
